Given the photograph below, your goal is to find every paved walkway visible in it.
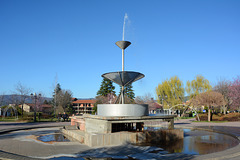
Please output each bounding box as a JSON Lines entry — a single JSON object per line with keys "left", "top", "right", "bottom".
{"left": 0, "top": 120, "right": 239, "bottom": 160}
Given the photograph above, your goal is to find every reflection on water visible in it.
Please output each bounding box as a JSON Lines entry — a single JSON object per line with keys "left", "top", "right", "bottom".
{"left": 48, "top": 128, "right": 239, "bottom": 159}
{"left": 37, "top": 133, "right": 70, "bottom": 142}
{"left": 182, "top": 130, "right": 239, "bottom": 155}
{"left": 143, "top": 128, "right": 239, "bottom": 155}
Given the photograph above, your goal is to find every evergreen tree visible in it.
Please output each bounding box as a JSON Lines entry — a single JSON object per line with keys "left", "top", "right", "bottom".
{"left": 53, "top": 83, "right": 62, "bottom": 105}
{"left": 55, "top": 83, "right": 62, "bottom": 95}
{"left": 123, "top": 84, "right": 135, "bottom": 100}
{"left": 52, "top": 83, "right": 62, "bottom": 115}
{"left": 97, "top": 78, "right": 116, "bottom": 96}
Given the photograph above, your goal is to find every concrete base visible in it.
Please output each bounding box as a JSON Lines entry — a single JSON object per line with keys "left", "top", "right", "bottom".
{"left": 65, "top": 114, "right": 182, "bottom": 147}
{"left": 71, "top": 114, "right": 176, "bottom": 133}
{"left": 63, "top": 129, "right": 183, "bottom": 147}
{"left": 61, "top": 129, "right": 85, "bottom": 143}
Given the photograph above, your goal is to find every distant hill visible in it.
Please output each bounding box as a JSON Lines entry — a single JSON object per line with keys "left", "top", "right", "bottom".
{"left": 0, "top": 95, "right": 52, "bottom": 106}
{"left": 0, "top": 95, "right": 95, "bottom": 106}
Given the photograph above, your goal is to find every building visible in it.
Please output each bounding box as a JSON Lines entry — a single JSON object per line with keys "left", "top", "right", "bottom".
{"left": 72, "top": 98, "right": 96, "bottom": 114}
{"left": 20, "top": 103, "right": 52, "bottom": 114}
{"left": 148, "top": 100, "right": 163, "bottom": 114}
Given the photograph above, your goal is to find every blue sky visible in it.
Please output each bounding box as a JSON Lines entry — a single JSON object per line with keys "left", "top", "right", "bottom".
{"left": 0, "top": 0, "right": 240, "bottom": 98}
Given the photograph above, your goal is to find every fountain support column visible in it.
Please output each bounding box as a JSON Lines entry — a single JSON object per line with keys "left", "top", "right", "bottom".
{"left": 121, "top": 48, "right": 124, "bottom": 104}
{"left": 115, "top": 41, "right": 131, "bottom": 104}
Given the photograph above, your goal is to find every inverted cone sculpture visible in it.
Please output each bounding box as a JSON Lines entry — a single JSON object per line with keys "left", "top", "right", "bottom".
{"left": 115, "top": 41, "right": 131, "bottom": 50}
{"left": 102, "top": 71, "right": 144, "bottom": 87}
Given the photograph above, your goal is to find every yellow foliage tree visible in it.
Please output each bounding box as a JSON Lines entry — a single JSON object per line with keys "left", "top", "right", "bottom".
{"left": 186, "top": 75, "right": 212, "bottom": 99}
{"left": 156, "top": 76, "right": 184, "bottom": 109}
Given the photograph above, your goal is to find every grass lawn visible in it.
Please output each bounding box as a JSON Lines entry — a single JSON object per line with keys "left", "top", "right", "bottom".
{"left": 0, "top": 118, "right": 19, "bottom": 122}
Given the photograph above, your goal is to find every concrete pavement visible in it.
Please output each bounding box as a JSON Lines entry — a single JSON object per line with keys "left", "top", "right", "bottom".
{"left": 0, "top": 121, "right": 91, "bottom": 160}
{"left": 0, "top": 121, "right": 70, "bottom": 133}
{"left": 0, "top": 119, "right": 239, "bottom": 160}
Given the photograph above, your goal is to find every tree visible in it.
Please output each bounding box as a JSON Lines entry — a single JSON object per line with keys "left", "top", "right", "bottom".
{"left": 156, "top": 76, "right": 184, "bottom": 109}
{"left": 56, "top": 89, "right": 73, "bottom": 113}
{"left": 213, "top": 79, "right": 231, "bottom": 114}
{"left": 53, "top": 83, "right": 62, "bottom": 102}
{"left": 228, "top": 76, "right": 240, "bottom": 111}
{"left": 135, "top": 93, "right": 153, "bottom": 104}
{"left": 93, "top": 93, "right": 117, "bottom": 114}
{"left": 15, "top": 82, "right": 31, "bottom": 118}
{"left": 52, "top": 83, "right": 72, "bottom": 114}
{"left": 186, "top": 75, "right": 212, "bottom": 99}
{"left": 97, "top": 78, "right": 116, "bottom": 97}
{"left": 191, "top": 91, "right": 226, "bottom": 121}
{"left": 43, "top": 100, "right": 49, "bottom": 104}
{"left": 52, "top": 83, "right": 62, "bottom": 115}
{"left": 124, "top": 84, "right": 135, "bottom": 100}
{"left": 119, "top": 84, "right": 135, "bottom": 102}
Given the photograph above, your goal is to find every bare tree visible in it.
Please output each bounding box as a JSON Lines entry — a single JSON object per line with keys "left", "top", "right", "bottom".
{"left": 213, "top": 79, "right": 231, "bottom": 114}
{"left": 228, "top": 76, "right": 240, "bottom": 111}
{"left": 191, "top": 91, "right": 226, "bottom": 121}
{"left": 56, "top": 89, "right": 73, "bottom": 112}
{"left": 15, "top": 82, "right": 32, "bottom": 118}
{"left": 135, "top": 93, "right": 153, "bottom": 104}
{"left": 36, "top": 92, "right": 45, "bottom": 112}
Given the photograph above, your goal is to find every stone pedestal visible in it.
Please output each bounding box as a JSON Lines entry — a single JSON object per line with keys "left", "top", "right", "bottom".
{"left": 67, "top": 114, "right": 181, "bottom": 147}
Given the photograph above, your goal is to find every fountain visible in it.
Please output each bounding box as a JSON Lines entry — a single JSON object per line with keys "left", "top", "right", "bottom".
{"left": 67, "top": 39, "right": 181, "bottom": 147}
{"left": 97, "top": 16, "right": 148, "bottom": 116}
{"left": 97, "top": 41, "right": 148, "bottom": 117}
{"left": 67, "top": 14, "right": 181, "bottom": 147}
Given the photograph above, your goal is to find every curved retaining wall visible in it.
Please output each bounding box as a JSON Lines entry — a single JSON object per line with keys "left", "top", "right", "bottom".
{"left": 97, "top": 104, "right": 148, "bottom": 116}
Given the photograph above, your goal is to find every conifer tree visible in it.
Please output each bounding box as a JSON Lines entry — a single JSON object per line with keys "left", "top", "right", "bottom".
{"left": 53, "top": 83, "right": 61, "bottom": 105}
{"left": 124, "top": 84, "right": 135, "bottom": 100}
{"left": 52, "top": 83, "right": 61, "bottom": 115}
{"left": 97, "top": 78, "right": 116, "bottom": 96}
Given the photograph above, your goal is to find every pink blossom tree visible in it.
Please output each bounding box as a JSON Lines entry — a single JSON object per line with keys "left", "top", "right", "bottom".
{"left": 228, "top": 76, "right": 240, "bottom": 111}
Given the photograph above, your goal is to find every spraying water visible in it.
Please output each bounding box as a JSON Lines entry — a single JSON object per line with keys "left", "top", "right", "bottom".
{"left": 122, "top": 13, "right": 128, "bottom": 41}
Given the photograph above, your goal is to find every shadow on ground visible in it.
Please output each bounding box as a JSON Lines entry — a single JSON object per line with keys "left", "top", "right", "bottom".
{"left": 50, "top": 143, "right": 196, "bottom": 160}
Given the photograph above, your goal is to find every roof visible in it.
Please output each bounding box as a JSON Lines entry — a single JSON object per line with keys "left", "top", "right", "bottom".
{"left": 72, "top": 99, "right": 96, "bottom": 104}
{"left": 72, "top": 98, "right": 78, "bottom": 101}
{"left": 148, "top": 102, "right": 162, "bottom": 110}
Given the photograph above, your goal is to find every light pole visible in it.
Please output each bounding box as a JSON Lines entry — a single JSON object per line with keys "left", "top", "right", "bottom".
{"left": 30, "top": 93, "right": 41, "bottom": 122}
